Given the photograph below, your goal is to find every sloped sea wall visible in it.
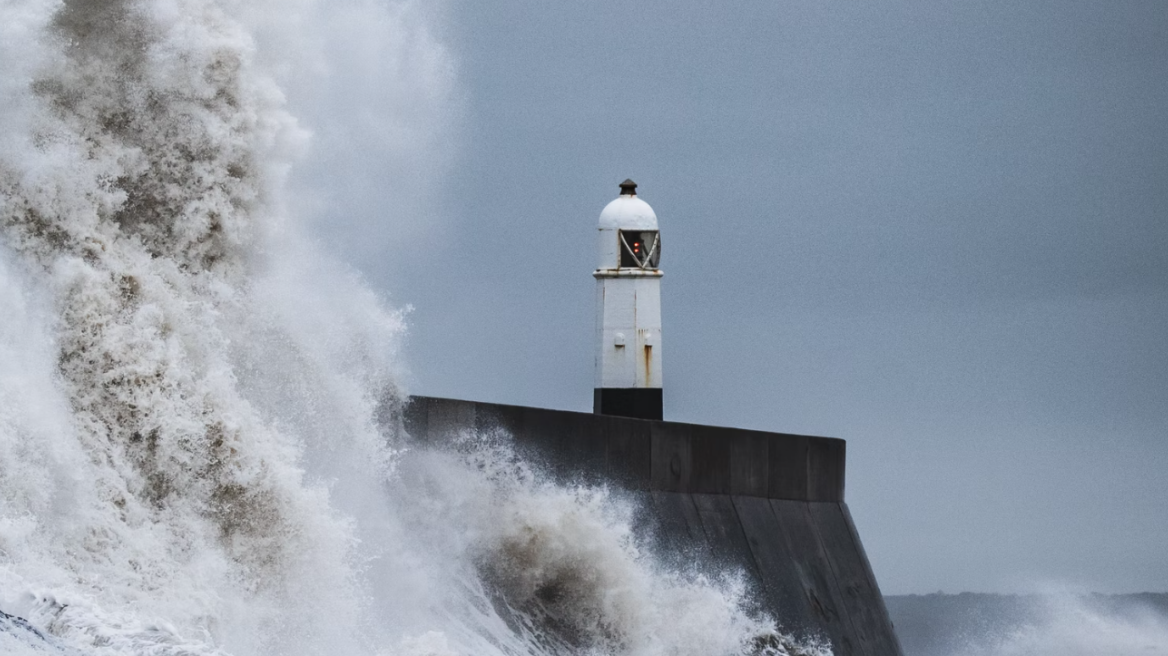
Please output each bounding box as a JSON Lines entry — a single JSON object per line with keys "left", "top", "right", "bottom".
{"left": 404, "top": 396, "right": 904, "bottom": 656}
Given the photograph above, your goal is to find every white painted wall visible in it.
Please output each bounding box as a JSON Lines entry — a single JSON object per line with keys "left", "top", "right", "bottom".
{"left": 594, "top": 189, "right": 663, "bottom": 390}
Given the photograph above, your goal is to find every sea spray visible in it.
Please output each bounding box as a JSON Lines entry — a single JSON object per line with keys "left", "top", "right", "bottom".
{"left": 363, "top": 429, "right": 830, "bottom": 656}
{"left": 940, "top": 595, "right": 1168, "bottom": 656}
{"left": 0, "top": 1, "right": 825, "bottom": 654}
{"left": 0, "top": 0, "right": 370, "bottom": 652}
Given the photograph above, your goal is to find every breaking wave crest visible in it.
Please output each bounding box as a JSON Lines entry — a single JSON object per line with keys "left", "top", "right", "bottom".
{"left": 943, "top": 595, "right": 1168, "bottom": 656}
{"left": 0, "top": 1, "right": 823, "bottom": 655}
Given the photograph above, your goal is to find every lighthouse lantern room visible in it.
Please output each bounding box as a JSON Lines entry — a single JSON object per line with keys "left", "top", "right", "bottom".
{"left": 594, "top": 179, "right": 663, "bottom": 420}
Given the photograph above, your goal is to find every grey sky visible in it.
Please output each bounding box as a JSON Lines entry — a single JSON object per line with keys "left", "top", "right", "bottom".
{"left": 290, "top": 1, "right": 1168, "bottom": 594}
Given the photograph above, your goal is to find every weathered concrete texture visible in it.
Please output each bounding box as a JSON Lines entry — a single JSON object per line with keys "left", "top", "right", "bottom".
{"left": 405, "top": 396, "right": 845, "bottom": 501}
{"left": 404, "top": 396, "right": 902, "bottom": 656}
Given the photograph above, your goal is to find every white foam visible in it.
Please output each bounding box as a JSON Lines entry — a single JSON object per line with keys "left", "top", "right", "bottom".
{"left": 947, "top": 595, "right": 1168, "bottom": 656}
{"left": 0, "top": 2, "right": 819, "bottom": 655}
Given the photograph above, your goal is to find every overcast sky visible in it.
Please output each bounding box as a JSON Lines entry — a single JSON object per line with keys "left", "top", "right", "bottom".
{"left": 287, "top": 1, "right": 1168, "bottom": 595}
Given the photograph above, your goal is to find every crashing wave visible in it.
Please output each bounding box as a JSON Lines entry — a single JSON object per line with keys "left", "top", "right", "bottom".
{"left": 0, "top": 1, "right": 827, "bottom": 655}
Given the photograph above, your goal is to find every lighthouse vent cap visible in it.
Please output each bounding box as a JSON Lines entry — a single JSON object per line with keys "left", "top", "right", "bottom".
{"left": 599, "top": 180, "right": 658, "bottom": 230}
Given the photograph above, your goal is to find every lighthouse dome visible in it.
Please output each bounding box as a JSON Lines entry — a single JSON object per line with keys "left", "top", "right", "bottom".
{"left": 599, "top": 180, "right": 658, "bottom": 230}
{"left": 599, "top": 196, "right": 658, "bottom": 230}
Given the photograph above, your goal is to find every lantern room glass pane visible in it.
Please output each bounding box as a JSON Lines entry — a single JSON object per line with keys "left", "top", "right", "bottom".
{"left": 619, "top": 230, "right": 659, "bottom": 269}
{"left": 643, "top": 231, "right": 661, "bottom": 268}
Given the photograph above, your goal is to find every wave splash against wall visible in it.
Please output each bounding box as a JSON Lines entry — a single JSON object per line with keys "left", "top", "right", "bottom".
{"left": 0, "top": 2, "right": 823, "bottom": 655}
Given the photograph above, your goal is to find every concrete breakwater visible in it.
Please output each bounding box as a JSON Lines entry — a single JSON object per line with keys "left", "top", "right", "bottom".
{"left": 404, "top": 396, "right": 904, "bottom": 656}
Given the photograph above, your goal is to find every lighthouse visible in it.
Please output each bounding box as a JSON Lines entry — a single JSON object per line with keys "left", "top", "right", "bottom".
{"left": 594, "top": 179, "right": 663, "bottom": 420}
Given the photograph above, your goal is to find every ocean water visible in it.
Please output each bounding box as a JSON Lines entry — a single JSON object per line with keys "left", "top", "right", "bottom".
{"left": 887, "top": 593, "right": 1168, "bottom": 656}
{"left": 0, "top": 1, "right": 821, "bottom": 655}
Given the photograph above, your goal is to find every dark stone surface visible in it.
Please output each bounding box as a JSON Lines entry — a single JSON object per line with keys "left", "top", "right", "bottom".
{"left": 771, "top": 500, "right": 861, "bottom": 656}
{"left": 604, "top": 413, "right": 652, "bottom": 489}
{"left": 650, "top": 490, "right": 707, "bottom": 556}
{"left": 691, "top": 492, "right": 763, "bottom": 586}
{"left": 406, "top": 396, "right": 845, "bottom": 502}
{"left": 767, "top": 433, "right": 810, "bottom": 500}
{"left": 691, "top": 425, "right": 733, "bottom": 494}
{"left": 810, "top": 503, "right": 904, "bottom": 656}
{"left": 651, "top": 420, "right": 692, "bottom": 492}
{"left": 730, "top": 429, "right": 770, "bottom": 497}
{"left": 808, "top": 438, "right": 847, "bottom": 502}
{"left": 402, "top": 396, "right": 901, "bottom": 656}
{"left": 594, "top": 387, "right": 663, "bottom": 420}
{"left": 733, "top": 495, "right": 825, "bottom": 642}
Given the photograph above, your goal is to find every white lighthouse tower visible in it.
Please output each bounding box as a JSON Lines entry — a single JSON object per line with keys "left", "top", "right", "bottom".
{"left": 594, "top": 179, "right": 663, "bottom": 420}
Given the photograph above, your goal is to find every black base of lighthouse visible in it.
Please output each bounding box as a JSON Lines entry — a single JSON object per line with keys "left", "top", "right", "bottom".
{"left": 593, "top": 388, "right": 662, "bottom": 421}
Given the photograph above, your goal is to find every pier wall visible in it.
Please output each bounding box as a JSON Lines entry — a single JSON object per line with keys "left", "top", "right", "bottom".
{"left": 404, "top": 396, "right": 903, "bottom": 656}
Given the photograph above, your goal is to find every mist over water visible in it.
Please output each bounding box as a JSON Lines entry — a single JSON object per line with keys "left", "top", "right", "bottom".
{"left": 0, "top": 1, "right": 814, "bottom": 654}
{"left": 959, "top": 598, "right": 1168, "bottom": 656}
{"left": 888, "top": 593, "right": 1168, "bottom": 656}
